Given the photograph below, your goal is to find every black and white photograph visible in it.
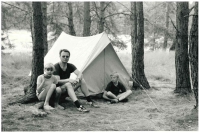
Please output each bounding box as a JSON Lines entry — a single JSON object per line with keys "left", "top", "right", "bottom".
{"left": 1, "top": 1, "right": 198, "bottom": 131}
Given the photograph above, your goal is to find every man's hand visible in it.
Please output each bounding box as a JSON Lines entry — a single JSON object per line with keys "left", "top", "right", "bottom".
{"left": 68, "top": 79, "right": 78, "bottom": 86}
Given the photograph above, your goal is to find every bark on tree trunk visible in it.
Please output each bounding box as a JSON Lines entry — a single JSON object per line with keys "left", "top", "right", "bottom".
{"left": 153, "top": 24, "right": 156, "bottom": 50}
{"left": 83, "top": 2, "right": 91, "bottom": 36}
{"left": 163, "top": 2, "right": 170, "bottom": 50}
{"left": 99, "top": 2, "right": 105, "bottom": 33}
{"left": 170, "top": 35, "right": 176, "bottom": 51}
{"left": 67, "top": 2, "right": 76, "bottom": 36}
{"left": 175, "top": 2, "right": 191, "bottom": 94}
{"left": 189, "top": 2, "right": 198, "bottom": 108}
{"left": 42, "top": 2, "right": 48, "bottom": 57}
{"left": 131, "top": 2, "right": 150, "bottom": 89}
{"left": 2, "top": 7, "right": 6, "bottom": 30}
{"left": 18, "top": 2, "right": 44, "bottom": 103}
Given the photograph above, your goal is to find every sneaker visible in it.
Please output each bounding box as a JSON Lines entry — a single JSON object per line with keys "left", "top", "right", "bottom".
{"left": 87, "top": 102, "right": 100, "bottom": 108}
{"left": 77, "top": 105, "right": 90, "bottom": 113}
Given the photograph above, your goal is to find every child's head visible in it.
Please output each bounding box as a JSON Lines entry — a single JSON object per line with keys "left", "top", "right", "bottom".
{"left": 110, "top": 71, "right": 119, "bottom": 83}
{"left": 44, "top": 63, "right": 55, "bottom": 76}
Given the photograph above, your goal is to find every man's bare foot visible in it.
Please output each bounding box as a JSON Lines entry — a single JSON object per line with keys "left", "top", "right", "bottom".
{"left": 44, "top": 105, "right": 55, "bottom": 110}
{"left": 55, "top": 104, "right": 64, "bottom": 110}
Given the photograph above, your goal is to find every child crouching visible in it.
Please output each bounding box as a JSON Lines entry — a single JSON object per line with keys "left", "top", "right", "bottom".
{"left": 36, "top": 63, "right": 58, "bottom": 110}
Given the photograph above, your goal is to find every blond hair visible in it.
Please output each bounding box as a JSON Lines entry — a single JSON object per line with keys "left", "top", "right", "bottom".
{"left": 44, "top": 63, "right": 55, "bottom": 71}
{"left": 110, "top": 71, "right": 119, "bottom": 78}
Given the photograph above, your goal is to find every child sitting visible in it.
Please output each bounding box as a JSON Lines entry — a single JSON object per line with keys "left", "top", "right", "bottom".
{"left": 103, "top": 71, "right": 132, "bottom": 103}
{"left": 36, "top": 63, "right": 58, "bottom": 110}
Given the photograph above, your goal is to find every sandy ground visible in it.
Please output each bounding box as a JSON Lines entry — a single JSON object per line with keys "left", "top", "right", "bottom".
{"left": 1, "top": 80, "right": 198, "bottom": 131}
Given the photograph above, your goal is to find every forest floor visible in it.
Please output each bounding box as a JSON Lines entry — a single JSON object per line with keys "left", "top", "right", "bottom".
{"left": 1, "top": 51, "right": 198, "bottom": 131}
{"left": 1, "top": 79, "right": 198, "bottom": 131}
{"left": 1, "top": 31, "right": 198, "bottom": 131}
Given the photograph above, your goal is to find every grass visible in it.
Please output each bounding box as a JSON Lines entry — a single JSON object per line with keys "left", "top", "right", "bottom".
{"left": 1, "top": 48, "right": 198, "bottom": 131}
{"left": 117, "top": 50, "right": 175, "bottom": 83}
{"left": 1, "top": 53, "right": 31, "bottom": 95}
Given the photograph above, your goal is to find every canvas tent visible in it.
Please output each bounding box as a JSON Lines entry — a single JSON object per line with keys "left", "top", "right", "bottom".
{"left": 44, "top": 31, "right": 131, "bottom": 96}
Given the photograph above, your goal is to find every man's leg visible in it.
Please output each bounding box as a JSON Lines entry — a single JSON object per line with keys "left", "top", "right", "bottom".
{"left": 117, "top": 90, "right": 132, "bottom": 101}
{"left": 54, "top": 87, "right": 64, "bottom": 110}
{"left": 62, "top": 82, "right": 78, "bottom": 102}
{"left": 78, "top": 78, "right": 90, "bottom": 97}
{"left": 78, "top": 78, "right": 99, "bottom": 107}
{"left": 62, "top": 82, "right": 89, "bottom": 112}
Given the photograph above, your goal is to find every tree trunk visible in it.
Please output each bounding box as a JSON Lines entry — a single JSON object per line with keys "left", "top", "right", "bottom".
{"left": 152, "top": 24, "right": 156, "bottom": 50}
{"left": 131, "top": 2, "right": 137, "bottom": 45}
{"left": 189, "top": 2, "right": 198, "bottom": 108}
{"left": 170, "top": 35, "right": 176, "bottom": 51}
{"left": 131, "top": 2, "right": 150, "bottom": 89}
{"left": 163, "top": 2, "right": 170, "bottom": 50}
{"left": 83, "top": 2, "right": 91, "bottom": 36}
{"left": 18, "top": 2, "right": 44, "bottom": 103}
{"left": 42, "top": 2, "right": 48, "bottom": 57}
{"left": 174, "top": 2, "right": 191, "bottom": 94}
{"left": 99, "top": 2, "right": 105, "bottom": 33}
{"left": 67, "top": 2, "right": 76, "bottom": 36}
{"left": 2, "top": 6, "right": 7, "bottom": 30}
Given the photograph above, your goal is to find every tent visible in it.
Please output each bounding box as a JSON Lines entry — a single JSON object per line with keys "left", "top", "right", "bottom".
{"left": 44, "top": 31, "right": 131, "bottom": 96}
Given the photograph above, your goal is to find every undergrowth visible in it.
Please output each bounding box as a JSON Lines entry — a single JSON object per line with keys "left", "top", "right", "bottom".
{"left": 117, "top": 50, "right": 175, "bottom": 83}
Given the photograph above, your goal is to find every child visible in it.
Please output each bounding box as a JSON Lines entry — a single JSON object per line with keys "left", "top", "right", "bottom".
{"left": 36, "top": 63, "right": 58, "bottom": 110}
{"left": 103, "top": 71, "right": 132, "bottom": 103}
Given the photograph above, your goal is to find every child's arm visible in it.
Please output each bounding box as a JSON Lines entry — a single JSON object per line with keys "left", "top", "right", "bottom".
{"left": 120, "top": 82, "right": 127, "bottom": 92}
{"left": 36, "top": 75, "right": 45, "bottom": 94}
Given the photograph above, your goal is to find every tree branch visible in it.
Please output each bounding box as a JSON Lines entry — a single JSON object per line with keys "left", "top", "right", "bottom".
{"left": 92, "top": 2, "right": 100, "bottom": 19}
{"left": 104, "top": 12, "right": 129, "bottom": 19}
{"left": 169, "top": 15, "right": 179, "bottom": 33}
{"left": 146, "top": 2, "right": 164, "bottom": 12}
{"left": 145, "top": 17, "right": 174, "bottom": 39}
{"left": 103, "top": 2, "right": 112, "bottom": 11}
{"left": 116, "top": 1, "right": 133, "bottom": 15}
{"left": 2, "top": 2, "right": 31, "bottom": 14}
{"left": 189, "top": 5, "right": 195, "bottom": 13}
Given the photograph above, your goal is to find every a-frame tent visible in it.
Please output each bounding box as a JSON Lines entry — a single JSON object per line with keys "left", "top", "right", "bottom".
{"left": 44, "top": 31, "right": 131, "bottom": 96}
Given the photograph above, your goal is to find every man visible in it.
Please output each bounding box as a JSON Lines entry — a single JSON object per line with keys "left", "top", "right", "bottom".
{"left": 103, "top": 72, "right": 132, "bottom": 103}
{"left": 53, "top": 49, "right": 99, "bottom": 112}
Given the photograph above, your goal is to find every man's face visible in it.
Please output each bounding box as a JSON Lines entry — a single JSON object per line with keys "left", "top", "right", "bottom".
{"left": 60, "top": 51, "right": 70, "bottom": 63}
{"left": 111, "top": 75, "right": 118, "bottom": 83}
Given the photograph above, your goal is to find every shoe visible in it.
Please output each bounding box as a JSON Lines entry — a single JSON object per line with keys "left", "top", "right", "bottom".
{"left": 121, "top": 98, "right": 128, "bottom": 102}
{"left": 87, "top": 102, "right": 100, "bottom": 108}
{"left": 77, "top": 105, "right": 90, "bottom": 113}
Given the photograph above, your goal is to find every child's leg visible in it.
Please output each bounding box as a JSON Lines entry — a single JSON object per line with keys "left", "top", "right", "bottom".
{"left": 117, "top": 90, "right": 132, "bottom": 101}
{"left": 43, "top": 84, "right": 56, "bottom": 110}
{"left": 44, "top": 84, "right": 56, "bottom": 106}
{"left": 106, "top": 91, "right": 118, "bottom": 99}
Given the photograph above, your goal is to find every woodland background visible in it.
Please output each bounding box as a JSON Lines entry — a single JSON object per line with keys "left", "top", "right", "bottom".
{"left": 1, "top": 1, "right": 198, "bottom": 131}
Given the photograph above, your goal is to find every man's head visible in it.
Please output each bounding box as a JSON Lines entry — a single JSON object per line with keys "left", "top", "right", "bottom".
{"left": 59, "top": 49, "right": 70, "bottom": 63}
{"left": 44, "top": 63, "right": 55, "bottom": 76}
{"left": 110, "top": 71, "right": 119, "bottom": 83}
